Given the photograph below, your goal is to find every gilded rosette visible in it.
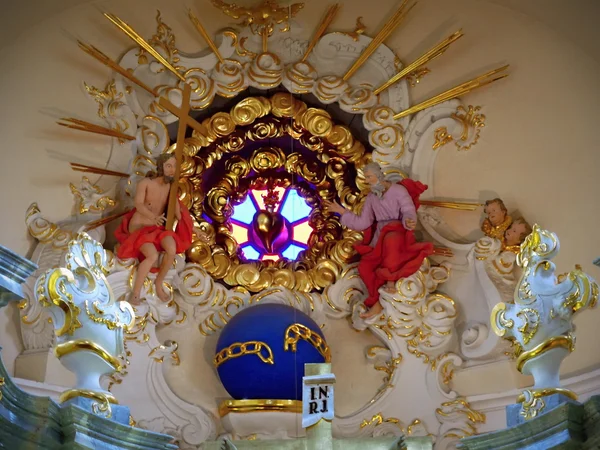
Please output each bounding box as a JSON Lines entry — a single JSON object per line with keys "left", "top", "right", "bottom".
{"left": 339, "top": 84, "right": 378, "bottom": 114}
{"left": 213, "top": 59, "right": 247, "bottom": 98}
{"left": 246, "top": 53, "right": 283, "bottom": 89}
{"left": 369, "top": 125, "right": 405, "bottom": 158}
{"left": 282, "top": 61, "right": 317, "bottom": 94}
{"left": 185, "top": 68, "right": 216, "bottom": 110}
{"left": 313, "top": 75, "right": 348, "bottom": 104}
{"left": 363, "top": 106, "right": 397, "bottom": 130}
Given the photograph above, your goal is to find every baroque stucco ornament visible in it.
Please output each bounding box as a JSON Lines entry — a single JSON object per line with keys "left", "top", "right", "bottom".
{"left": 18, "top": 1, "right": 515, "bottom": 448}
{"left": 491, "top": 225, "right": 598, "bottom": 420}
{"left": 34, "top": 234, "right": 135, "bottom": 418}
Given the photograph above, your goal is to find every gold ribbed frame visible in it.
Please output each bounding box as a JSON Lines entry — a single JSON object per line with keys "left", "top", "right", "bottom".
{"left": 176, "top": 93, "right": 373, "bottom": 293}
{"left": 218, "top": 399, "right": 302, "bottom": 417}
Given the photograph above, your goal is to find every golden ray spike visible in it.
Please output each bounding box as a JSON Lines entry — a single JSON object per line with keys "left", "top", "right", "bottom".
{"left": 262, "top": 29, "right": 268, "bottom": 53}
{"left": 84, "top": 209, "right": 131, "bottom": 231}
{"left": 301, "top": 3, "right": 341, "bottom": 62}
{"left": 70, "top": 163, "right": 130, "bottom": 178}
{"left": 393, "top": 65, "right": 509, "bottom": 119}
{"left": 188, "top": 9, "right": 224, "bottom": 63}
{"left": 420, "top": 200, "right": 483, "bottom": 211}
{"left": 104, "top": 12, "right": 186, "bottom": 82}
{"left": 78, "top": 41, "right": 158, "bottom": 96}
{"left": 342, "top": 0, "right": 416, "bottom": 81}
{"left": 374, "top": 30, "right": 464, "bottom": 95}
{"left": 58, "top": 118, "right": 136, "bottom": 141}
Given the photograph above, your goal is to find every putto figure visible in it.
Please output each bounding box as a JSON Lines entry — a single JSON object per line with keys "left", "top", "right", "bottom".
{"left": 481, "top": 198, "right": 512, "bottom": 241}
{"left": 325, "top": 163, "right": 434, "bottom": 319}
{"left": 503, "top": 217, "right": 532, "bottom": 253}
{"left": 115, "top": 153, "right": 193, "bottom": 304}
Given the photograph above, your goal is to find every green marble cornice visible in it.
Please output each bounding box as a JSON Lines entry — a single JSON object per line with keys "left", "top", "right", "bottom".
{"left": 0, "top": 244, "right": 37, "bottom": 307}
{"left": 0, "top": 348, "right": 177, "bottom": 450}
{"left": 458, "top": 395, "right": 600, "bottom": 450}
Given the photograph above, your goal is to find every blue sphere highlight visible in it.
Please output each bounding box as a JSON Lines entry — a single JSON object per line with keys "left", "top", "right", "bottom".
{"left": 215, "top": 303, "right": 327, "bottom": 400}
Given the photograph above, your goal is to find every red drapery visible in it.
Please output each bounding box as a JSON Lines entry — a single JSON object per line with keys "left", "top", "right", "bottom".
{"left": 354, "top": 179, "right": 434, "bottom": 307}
{"left": 115, "top": 201, "right": 194, "bottom": 271}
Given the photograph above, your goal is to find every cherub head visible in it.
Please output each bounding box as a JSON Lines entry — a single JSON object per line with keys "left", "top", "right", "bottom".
{"left": 156, "top": 153, "right": 176, "bottom": 183}
{"left": 505, "top": 217, "right": 532, "bottom": 247}
{"left": 484, "top": 198, "right": 508, "bottom": 227}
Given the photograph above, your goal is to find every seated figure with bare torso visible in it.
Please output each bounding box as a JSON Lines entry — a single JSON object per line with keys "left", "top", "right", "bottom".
{"left": 324, "top": 163, "right": 434, "bottom": 319}
{"left": 115, "top": 153, "right": 194, "bottom": 304}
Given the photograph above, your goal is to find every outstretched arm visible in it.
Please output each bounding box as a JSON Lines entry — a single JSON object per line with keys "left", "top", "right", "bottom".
{"left": 325, "top": 197, "right": 375, "bottom": 231}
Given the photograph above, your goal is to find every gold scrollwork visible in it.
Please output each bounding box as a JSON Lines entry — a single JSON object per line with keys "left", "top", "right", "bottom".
{"left": 137, "top": 11, "right": 182, "bottom": 71}
{"left": 516, "top": 334, "right": 575, "bottom": 373}
{"left": 54, "top": 339, "right": 123, "bottom": 373}
{"left": 211, "top": 0, "right": 304, "bottom": 37}
{"left": 60, "top": 389, "right": 117, "bottom": 419}
{"left": 84, "top": 300, "right": 135, "bottom": 332}
{"left": 37, "top": 269, "right": 82, "bottom": 337}
{"left": 214, "top": 341, "right": 275, "bottom": 368}
{"left": 490, "top": 303, "right": 514, "bottom": 337}
{"left": 342, "top": 16, "right": 366, "bottom": 41}
{"left": 69, "top": 177, "right": 116, "bottom": 215}
{"left": 432, "top": 126, "right": 453, "bottom": 150}
{"left": 516, "top": 308, "right": 540, "bottom": 345}
{"left": 284, "top": 323, "right": 331, "bottom": 362}
{"left": 83, "top": 80, "right": 129, "bottom": 133}
{"left": 451, "top": 105, "right": 485, "bottom": 151}
{"left": 435, "top": 398, "right": 486, "bottom": 438}
{"left": 406, "top": 67, "right": 431, "bottom": 87}
{"left": 148, "top": 341, "right": 181, "bottom": 366}
{"left": 366, "top": 346, "right": 402, "bottom": 384}
{"left": 517, "top": 388, "right": 577, "bottom": 420}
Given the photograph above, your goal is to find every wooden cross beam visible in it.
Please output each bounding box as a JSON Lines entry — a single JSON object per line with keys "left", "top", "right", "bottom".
{"left": 160, "top": 83, "right": 207, "bottom": 231}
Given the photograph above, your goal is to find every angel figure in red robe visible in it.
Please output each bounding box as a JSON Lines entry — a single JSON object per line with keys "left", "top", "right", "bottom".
{"left": 115, "top": 153, "right": 194, "bottom": 304}
{"left": 324, "top": 163, "right": 434, "bottom": 319}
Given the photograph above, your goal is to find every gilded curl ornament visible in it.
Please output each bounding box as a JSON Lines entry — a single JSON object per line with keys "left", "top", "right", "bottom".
{"left": 171, "top": 93, "right": 375, "bottom": 292}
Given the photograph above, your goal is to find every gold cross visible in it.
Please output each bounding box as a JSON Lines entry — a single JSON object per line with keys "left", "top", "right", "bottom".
{"left": 158, "top": 83, "right": 207, "bottom": 231}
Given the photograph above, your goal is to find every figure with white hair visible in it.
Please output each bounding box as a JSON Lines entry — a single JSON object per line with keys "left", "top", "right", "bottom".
{"left": 324, "top": 163, "right": 433, "bottom": 319}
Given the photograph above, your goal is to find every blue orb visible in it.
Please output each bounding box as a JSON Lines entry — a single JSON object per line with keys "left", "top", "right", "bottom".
{"left": 215, "top": 303, "right": 328, "bottom": 400}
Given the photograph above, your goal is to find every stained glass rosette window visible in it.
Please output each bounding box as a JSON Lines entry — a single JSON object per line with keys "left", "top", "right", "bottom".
{"left": 230, "top": 187, "right": 313, "bottom": 262}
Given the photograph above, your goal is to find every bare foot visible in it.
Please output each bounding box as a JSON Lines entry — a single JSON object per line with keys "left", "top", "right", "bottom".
{"left": 359, "top": 302, "right": 383, "bottom": 319}
{"left": 155, "top": 280, "right": 170, "bottom": 302}
{"left": 129, "top": 293, "right": 142, "bottom": 306}
{"left": 384, "top": 281, "right": 396, "bottom": 293}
